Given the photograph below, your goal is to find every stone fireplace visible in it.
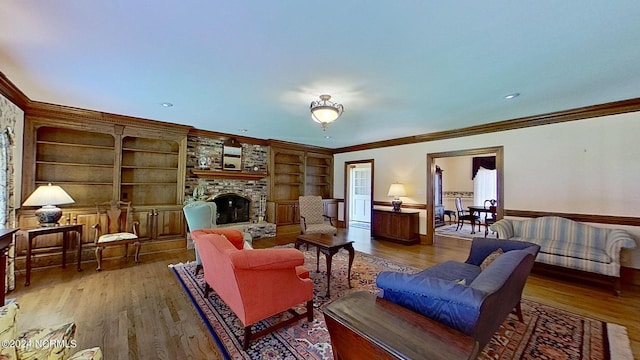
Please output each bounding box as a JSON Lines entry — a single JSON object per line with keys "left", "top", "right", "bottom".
{"left": 185, "top": 134, "right": 275, "bottom": 238}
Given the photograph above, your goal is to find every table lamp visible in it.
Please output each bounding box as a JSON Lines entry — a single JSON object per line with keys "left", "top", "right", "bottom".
{"left": 387, "top": 183, "right": 406, "bottom": 212}
{"left": 22, "top": 183, "right": 75, "bottom": 227}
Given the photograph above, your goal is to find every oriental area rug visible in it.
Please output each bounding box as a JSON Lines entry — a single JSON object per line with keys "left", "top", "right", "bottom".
{"left": 170, "top": 247, "right": 633, "bottom": 360}
{"left": 435, "top": 223, "right": 498, "bottom": 241}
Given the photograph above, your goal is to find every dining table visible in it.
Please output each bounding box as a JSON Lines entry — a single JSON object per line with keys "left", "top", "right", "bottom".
{"left": 467, "top": 206, "right": 497, "bottom": 233}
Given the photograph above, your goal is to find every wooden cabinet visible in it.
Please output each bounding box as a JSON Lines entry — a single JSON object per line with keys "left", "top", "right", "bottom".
{"left": 267, "top": 199, "right": 337, "bottom": 229}
{"left": 372, "top": 209, "right": 420, "bottom": 244}
{"left": 268, "top": 201, "right": 300, "bottom": 226}
{"left": 434, "top": 166, "right": 445, "bottom": 227}
{"left": 18, "top": 109, "right": 190, "bottom": 269}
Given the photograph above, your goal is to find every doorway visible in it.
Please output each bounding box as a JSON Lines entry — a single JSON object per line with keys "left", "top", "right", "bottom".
{"left": 426, "top": 146, "right": 504, "bottom": 243}
{"left": 344, "top": 160, "right": 374, "bottom": 230}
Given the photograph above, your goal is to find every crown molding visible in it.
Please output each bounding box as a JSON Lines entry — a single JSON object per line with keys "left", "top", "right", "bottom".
{"left": 333, "top": 97, "right": 640, "bottom": 153}
{"left": 0, "top": 72, "right": 29, "bottom": 108}
{"left": 26, "top": 101, "right": 192, "bottom": 135}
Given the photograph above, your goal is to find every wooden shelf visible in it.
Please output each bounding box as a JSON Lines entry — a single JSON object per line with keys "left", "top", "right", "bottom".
{"left": 191, "top": 169, "right": 267, "bottom": 180}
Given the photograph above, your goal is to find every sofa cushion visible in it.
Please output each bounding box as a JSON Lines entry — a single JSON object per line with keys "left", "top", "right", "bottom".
{"left": 0, "top": 303, "right": 19, "bottom": 359}
{"left": 417, "top": 261, "right": 482, "bottom": 285}
{"left": 68, "top": 347, "right": 103, "bottom": 360}
{"left": 510, "top": 237, "right": 612, "bottom": 263}
{"left": 16, "top": 322, "right": 76, "bottom": 360}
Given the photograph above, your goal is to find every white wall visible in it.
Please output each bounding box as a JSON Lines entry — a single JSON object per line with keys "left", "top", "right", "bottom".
{"left": 334, "top": 111, "right": 640, "bottom": 268}
{"left": 436, "top": 155, "right": 474, "bottom": 211}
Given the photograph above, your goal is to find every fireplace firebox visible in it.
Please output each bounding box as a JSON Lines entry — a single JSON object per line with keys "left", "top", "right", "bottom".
{"left": 212, "top": 194, "right": 250, "bottom": 224}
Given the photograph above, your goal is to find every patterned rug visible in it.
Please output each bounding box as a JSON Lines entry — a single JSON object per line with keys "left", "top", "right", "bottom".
{"left": 170, "top": 247, "right": 633, "bottom": 360}
{"left": 435, "top": 223, "right": 497, "bottom": 240}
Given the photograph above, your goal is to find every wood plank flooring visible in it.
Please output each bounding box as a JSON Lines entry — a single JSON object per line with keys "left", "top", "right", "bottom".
{"left": 9, "top": 227, "right": 639, "bottom": 359}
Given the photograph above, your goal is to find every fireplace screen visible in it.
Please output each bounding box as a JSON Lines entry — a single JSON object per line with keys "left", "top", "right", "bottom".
{"left": 213, "top": 194, "right": 250, "bottom": 224}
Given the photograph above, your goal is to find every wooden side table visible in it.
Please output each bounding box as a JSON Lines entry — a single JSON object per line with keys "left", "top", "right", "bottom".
{"left": 0, "top": 228, "right": 19, "bottom": 305}
{"left": 295, "top": 233, "right": 354, "bottom": 297}
{"left": 323, "top": 291, "right": 479, "bottom": 360}
{"left": 20, "top": 224, "right": 83, "bottom": 286}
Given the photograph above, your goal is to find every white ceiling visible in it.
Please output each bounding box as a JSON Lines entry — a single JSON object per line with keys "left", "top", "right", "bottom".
{"left": 1, "top": 1, "right": 640, "bottom": 148}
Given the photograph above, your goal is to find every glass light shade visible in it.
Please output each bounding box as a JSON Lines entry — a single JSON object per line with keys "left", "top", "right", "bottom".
{"left": 310, "top": 94, "right": 344, "bottom": 130}
{"left": 311, "top": 107, "right": 340, "bottom": 123}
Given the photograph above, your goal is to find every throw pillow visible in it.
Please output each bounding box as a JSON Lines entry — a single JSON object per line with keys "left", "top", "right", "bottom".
{"left": 0, "top": 302, "right": 19, "bottom": 359}
{"left": 480, "top": 248, "right": 504, "bottom": 271}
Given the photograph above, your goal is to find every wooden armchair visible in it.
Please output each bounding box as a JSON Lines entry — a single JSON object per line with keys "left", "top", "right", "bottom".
{"left": 298, "top": 195, "right": 337, "bottom": 236}
{"left": 92, "top": 200, "right": 140, "bottom": 271}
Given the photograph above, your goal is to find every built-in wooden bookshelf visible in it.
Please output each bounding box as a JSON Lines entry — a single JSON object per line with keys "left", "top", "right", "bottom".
{"left": 121, "top": 136, "right": 180, "bottom": 206}
{"left": 19, "top": 109, "right": 190, "bottom": 269}
{"left": 268, "top": 146, "right": 334, "bottom": 230}
{"left": 305, "top": 152, "right": 332, "bottom": 199}
{"left": 35, "top": 127, "right": 115, "bottom": 206}
{"left": 271, "top": 148, "right": 305, "bottom": 201}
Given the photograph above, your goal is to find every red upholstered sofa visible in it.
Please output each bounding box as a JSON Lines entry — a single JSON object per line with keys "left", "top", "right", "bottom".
{"left": 191, "top": 228, "right": 314, "bottom": 349}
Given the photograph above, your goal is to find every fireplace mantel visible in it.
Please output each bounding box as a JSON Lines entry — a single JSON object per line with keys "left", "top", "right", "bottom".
{"left": 191, "top": 169, "right": 268, "bottom": 180}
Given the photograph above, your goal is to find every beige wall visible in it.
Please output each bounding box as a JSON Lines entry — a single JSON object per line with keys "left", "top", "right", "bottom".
{"left": 334, "top": 111, "right": 640, "bottom": 268}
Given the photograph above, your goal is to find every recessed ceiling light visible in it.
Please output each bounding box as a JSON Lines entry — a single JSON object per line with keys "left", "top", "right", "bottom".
{"left": 325, "top": 135, "right": 332, "bottom": 139}
{"left": 239, "top": 129, "right": 248, "bottom": 133}
{"left": 503, "top": 93, "right": 520, "bottom": 100}
{"left": 161, "top": 102, "right": 173, "bottom": 107}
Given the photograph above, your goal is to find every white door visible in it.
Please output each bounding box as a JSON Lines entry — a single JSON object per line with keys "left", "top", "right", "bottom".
{"left": 350, "top": 166, "right": 371, "bottom": 223}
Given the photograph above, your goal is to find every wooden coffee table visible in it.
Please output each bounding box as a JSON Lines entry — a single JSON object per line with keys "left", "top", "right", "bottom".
{"left": 295, "top": 233, "right": 355, "bottom": 297}
{"left": 324, "top": 291, "right": 480, "bottom": 360}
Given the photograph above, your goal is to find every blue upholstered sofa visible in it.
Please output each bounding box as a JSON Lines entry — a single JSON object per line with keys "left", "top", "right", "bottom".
{"left": 376, "top": 238, "right": 540, "bottom": 349}
{"left": 490, "top": 216, "right": 636, "bottom": 294}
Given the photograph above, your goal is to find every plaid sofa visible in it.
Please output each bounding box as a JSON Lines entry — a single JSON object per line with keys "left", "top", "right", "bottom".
{"left": 490, "top": 216, "right": 636, "bottom": 279}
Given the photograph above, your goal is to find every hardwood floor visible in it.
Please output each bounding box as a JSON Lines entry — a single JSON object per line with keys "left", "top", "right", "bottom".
{"left": 9, "top": 227, "right": 639, "bottom": 359}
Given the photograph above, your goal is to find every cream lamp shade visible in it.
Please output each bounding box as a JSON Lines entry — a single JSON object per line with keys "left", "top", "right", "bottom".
{"left": 22, "top": 183, "right": 75, "bottom": 227}
{"left": 387, "top": 183, "right": 406, "bottom": 212}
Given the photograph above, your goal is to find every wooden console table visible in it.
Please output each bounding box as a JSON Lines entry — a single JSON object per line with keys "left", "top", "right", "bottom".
{"left": 323, "top": 291, "right": 479, "bottom": 360}
{"left": 0, "top": 228, "right": 19, "bottom": 305}
{"left": 20, "top": 224, "right": 83, "bottom": 286}
{"left": 372, "top": 209, "right": 420, "bottom": 244}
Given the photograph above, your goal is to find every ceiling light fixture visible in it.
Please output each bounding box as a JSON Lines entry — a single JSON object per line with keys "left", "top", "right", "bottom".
{"left": 161, "top": 102, "right": 173, "bottom": 107}
{"left": 310, "top": 94, "right": 343, "bottom": 131}
{"left": 504, "top": 93, "right": 520, "bottom": 100}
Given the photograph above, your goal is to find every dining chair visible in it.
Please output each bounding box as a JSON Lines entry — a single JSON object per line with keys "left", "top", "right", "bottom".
{"left": 455, "top": 197, "right": 480, "bottom": 233}
{"left": 483, "top": 199, "right": 497, "bottom": 237}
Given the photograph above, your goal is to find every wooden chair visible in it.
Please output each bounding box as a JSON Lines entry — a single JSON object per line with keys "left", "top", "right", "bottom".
{"left": 483, "top": 199, "right": 497, "bottom": 237}
{"left": 298, "top": 195, "right": 337, "bottom": 236}
{"left": 92, "top": 200, "right": 140, "bottom": 271}
{"left": 455, "top": 197, "right": 479, "bottom": 233}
